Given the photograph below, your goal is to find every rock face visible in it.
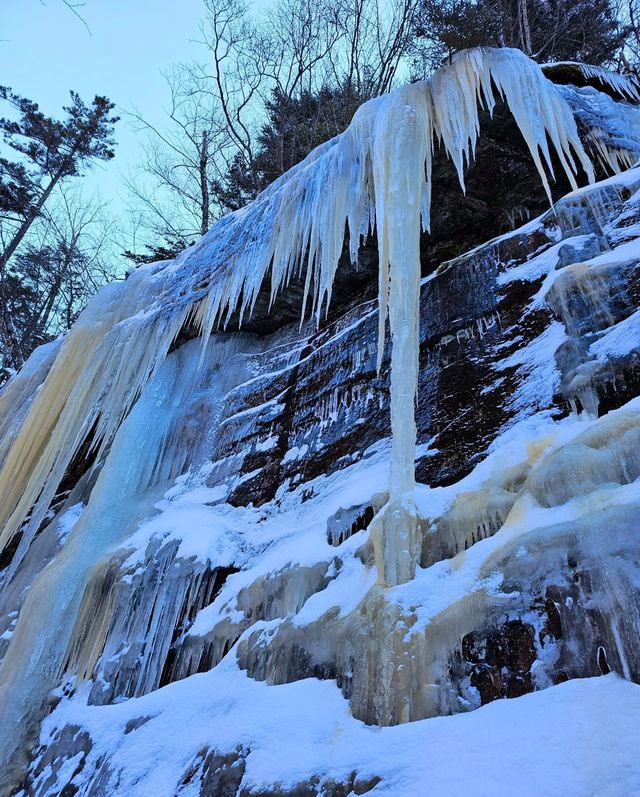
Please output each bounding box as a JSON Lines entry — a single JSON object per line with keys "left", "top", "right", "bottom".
{"left": 1, "top": 77, "right": 640, "bottom": 796}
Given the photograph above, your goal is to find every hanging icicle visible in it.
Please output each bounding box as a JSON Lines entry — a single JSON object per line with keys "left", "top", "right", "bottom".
{"left": 0, "top": 48, "right": 604, "bottom": 580}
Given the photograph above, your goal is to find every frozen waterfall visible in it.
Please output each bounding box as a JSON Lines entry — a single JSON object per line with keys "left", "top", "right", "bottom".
{"left": 0, "top": 46, "right": 619, "bottom": 774}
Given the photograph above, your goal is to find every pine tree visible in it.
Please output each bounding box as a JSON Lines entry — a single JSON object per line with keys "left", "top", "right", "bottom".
{"left": 214, "top": 85, "right": 365, "bottom": 211}
{"left": 0, "top": 89, "right": 118, "bottom": 369}
{"left": 412, "top": 0, "right": 627, "bottom": 72}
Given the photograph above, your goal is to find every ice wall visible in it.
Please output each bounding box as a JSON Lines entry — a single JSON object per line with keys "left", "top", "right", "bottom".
{"left": 0, "top": 336, "right": 260, "bottom": 785}
{"left": 0, "top": 48, "right": 604, "bottom": 586}
{"left": 19, "top": 165, "right": 640, "bottom": 724}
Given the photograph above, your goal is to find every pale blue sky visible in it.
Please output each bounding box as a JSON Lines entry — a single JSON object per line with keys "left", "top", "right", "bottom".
{"left": 0, "top": 0, "right": 233, "bottom": 209}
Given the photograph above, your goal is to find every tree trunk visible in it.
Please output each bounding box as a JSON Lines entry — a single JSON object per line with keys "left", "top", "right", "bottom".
{"left": 0, "top": 280, "right": 25, "bottom": 371}
{"left": 0, "top": 162, "right": 70, "bottom": 370}
{"left": 199, "top": 130, "right": 210, "bottom": 237}
{"left": 518, "top": 0, "right": 533, "bottom": 55}
{"left": 27, "top": 274, "right": 64, "bottom": 349}
{"left": 0, "top": 168, "right": 66, "bottom": 275}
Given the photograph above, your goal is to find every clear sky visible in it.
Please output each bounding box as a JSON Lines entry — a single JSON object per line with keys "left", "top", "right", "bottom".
{"left": 0, "top": 0, "right": 224, "bottom": 210}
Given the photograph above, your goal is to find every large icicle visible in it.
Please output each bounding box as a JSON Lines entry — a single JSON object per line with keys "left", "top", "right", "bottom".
{"left": 0, "top": 48, "right": 601, "bottom": 586}
{"left": 0, "top": 46, "right": 615, "bottom": 778}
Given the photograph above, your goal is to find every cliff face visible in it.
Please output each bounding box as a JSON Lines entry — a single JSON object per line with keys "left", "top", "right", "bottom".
{"left": 2, "top": 73, "right": 640, "bottom": 797}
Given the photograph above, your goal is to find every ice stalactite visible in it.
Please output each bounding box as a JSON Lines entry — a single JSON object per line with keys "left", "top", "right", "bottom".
{"left": 0, "top": 48, "right": 609, "bottom": 766}
{"left": 0, "top": 269, "right": 195, "bottom": 579}
{"left": 559, "top": 83, "right": 640, "bottom": 175}
{"left": 358, "top": 48, "right": 597, "bottom": 587}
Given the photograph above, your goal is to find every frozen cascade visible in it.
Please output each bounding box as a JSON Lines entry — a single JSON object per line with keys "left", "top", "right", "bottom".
{"left": 2, "top": 131, "right": 640, "bottom": 794}
{"left": 559, "top": 82, "right": 640, "bottom": 174}
{"left": 0, "top": 48, "right": 601, "bottom": 577}
{"left": 0, "top": 47, "right": 632, "bottom": 779}
{"left": 0, "top": 336, "right": 259, "bottom": 783}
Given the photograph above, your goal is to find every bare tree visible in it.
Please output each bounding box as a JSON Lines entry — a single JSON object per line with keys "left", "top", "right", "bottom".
{"left": 199, "top": 0, "right": 271, "bottom": 166}
{"left": 262, "top": 0, "right": 343, "bottom": 96}
{"left": 125, "top": 64, "right": 231, "bottom": 258}
{"left": 623, "top": 0, "right": 640, "bottom": 68}
{"left": 125, "top": 0, "right": 273, "bottom": 258}
{"left": 199, "top": 0, "right": 417, "bottom": 174}
{"left": 0, "top": 186, "right": 119, "bottom": 373}
{"left": 25, "top": 189, "right": 117, "bottom": 343}
{"left": 258, "top": 0, "right": 416, "bottom": 100}
{"left": 125, "top": 0, "right": 418, "bottom": 252}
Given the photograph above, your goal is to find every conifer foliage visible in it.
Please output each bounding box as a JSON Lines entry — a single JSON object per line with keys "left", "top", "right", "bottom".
{"left": 0, "top": 89, "right": 118, "bottom": 371}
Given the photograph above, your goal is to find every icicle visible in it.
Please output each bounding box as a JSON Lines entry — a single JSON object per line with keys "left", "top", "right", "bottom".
{"left": 0, "top": 48, "right": 603, "bottom": 585}
{"left": 544, "top": 61, "right": 640, "bottom": 103}
{"left": 0, "top": 265, "right": 191, "bottom": 576}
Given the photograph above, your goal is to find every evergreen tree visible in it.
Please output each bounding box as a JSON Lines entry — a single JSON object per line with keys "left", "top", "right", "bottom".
{"left": 0, "top": 89, "right": 118, "bottom": 369}
{"left": 123, "top": 241, "right": 195, "bottom": 266}
{"left": 214, "top": 84, "right": 365, "bottom": 211}
{"left": 412, "top": 0, "right": 627, "bottom": 72}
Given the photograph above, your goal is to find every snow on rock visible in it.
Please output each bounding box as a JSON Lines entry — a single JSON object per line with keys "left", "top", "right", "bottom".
{"left": 21, "top": 669, "right": 640, "bottom": 796}
{"left": 544, "top": 60, "right": 640, "bottom": 102}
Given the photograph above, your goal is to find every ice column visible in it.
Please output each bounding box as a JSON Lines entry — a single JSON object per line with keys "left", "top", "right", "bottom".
{"left": 370, "top": 83, "right": 430, "bottom": 586}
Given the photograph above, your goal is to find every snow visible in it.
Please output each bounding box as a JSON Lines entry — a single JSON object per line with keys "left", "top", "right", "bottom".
{"left": 291, "top": 554, "right": 377, "bottom": 626}
{"left": 4, "top": 333, "right": 640, "bottom": 792}
{"left": 122, "top": 500, "right": 245, "bottom": 569}
{"left": 544, "top": 61, "right": 640, "bottom": 102}
{"left": 497, "top": 235, "right": 595, "bottom": 286}
{"left": 495, "top": 321, "right": 567, "bottom": 414}
{"left": 282, "top": 443, "right": 309, "bottom": 463}
{"left": 55, "top": 503, "right": 84, "bottom": 545}
{"left": 35, "top": 665, "right": 640, "bottom": 797}
{"left": 138, "top": 394, "right": 640, "bottom": 675}
{"left": 590, "top": 309, "right": 640, "bottom": 361}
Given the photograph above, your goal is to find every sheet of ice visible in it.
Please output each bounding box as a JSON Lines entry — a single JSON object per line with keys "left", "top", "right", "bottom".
{"left": 3, "top": 47, "right": 640, "bottom": 783}
{"left": 590, "top": 309, "right": 640, "bottom": 361}
{"left": 494, "top": 321, "right": 566, "bottom": 414}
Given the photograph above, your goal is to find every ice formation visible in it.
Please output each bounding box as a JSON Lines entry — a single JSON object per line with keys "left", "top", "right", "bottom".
{"left": 544, "top": 60, "right": 640, "bottom": 103}
{"left": 559, "top": 82, "right": 640, "bottom": 174}
{"left": 0, "top": 48, "right": 635, "bottom": 780}
{"left": 0, "top": 49, "right": 601, "bottom": 575}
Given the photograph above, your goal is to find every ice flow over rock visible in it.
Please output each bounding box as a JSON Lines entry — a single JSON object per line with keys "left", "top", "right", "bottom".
{"left": 0, "top": 47, "right": 621, "bottom": 780}
{"left": 0, "top": 48, "right": 598, "bottom": 569}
